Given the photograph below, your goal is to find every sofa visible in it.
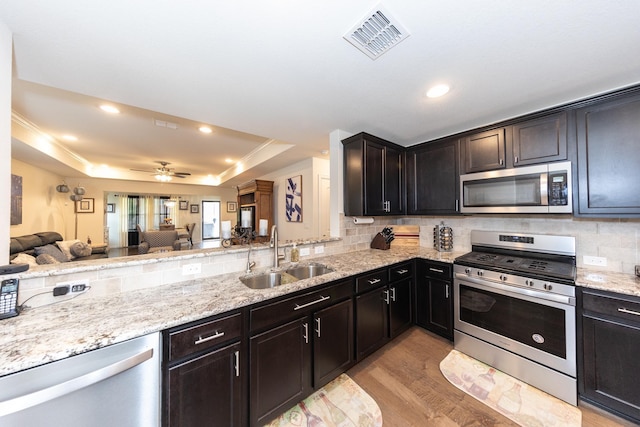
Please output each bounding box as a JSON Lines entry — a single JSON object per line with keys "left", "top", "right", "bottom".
{"left": 138, "top": 230, "right": 181, "bottom": 254}
{"left": 10, "top": 232, "right": 108, "bottom": 265}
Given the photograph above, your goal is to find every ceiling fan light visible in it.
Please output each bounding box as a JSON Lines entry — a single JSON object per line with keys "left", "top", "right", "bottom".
{"left": 155, "top": 174, "right": 172, "bottom": 182}
{"left": 426, "top": 84, "right": 450, "bottom": 98}
{"left": 199, "top": 126, "right": 212, "bottom": 134}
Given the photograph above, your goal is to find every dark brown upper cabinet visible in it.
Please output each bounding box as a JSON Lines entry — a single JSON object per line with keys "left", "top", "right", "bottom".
{"left": 461, "top": 128, "right": 507, "bottom": 173}
{"left": 406, "top": 138, "right": 460, "bottom": 215}
{"left": 343, "top": 132, "right": 404, "bottom": 216}
{"left": 575, "top": 90, "right": 640, "bottom": 216}
{"left": 511, "top": 112, "right": 568, "bottom": 167}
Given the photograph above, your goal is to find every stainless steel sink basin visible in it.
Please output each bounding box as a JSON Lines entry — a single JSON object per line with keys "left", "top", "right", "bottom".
{"left": 240, "top": 272, "right": 284, "bottom": 289}
{"left": 285, "top": 263, "right": 335, "bottom": 280}
{"left": 240, "top": 263, "right": 335, "bottom": 289}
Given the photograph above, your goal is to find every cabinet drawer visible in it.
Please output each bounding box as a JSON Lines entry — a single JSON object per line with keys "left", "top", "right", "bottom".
{"left": 251, "top": 280, "right": 353, "bottom": 333}
{"left": 169, "top": 312, "right": 242, "bottom": 361}
{"left": 355, "top": 269, "right": 388, "bottom": 294}
{"left": 420, "top": 260, "right": 452, "bottom": 280}
{"left": 582, "top": 290, "right": 640, "bottom": 324}
{"left": 389, "top": 262, "right": 413, "bottom": 282}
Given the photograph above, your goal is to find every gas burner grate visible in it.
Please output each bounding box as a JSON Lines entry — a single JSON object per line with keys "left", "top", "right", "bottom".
{"left": 526, "top": 260, "right": 549, "bottom": 271}
{"left": 476, "top": 254, "right": 499, "bottom": 262}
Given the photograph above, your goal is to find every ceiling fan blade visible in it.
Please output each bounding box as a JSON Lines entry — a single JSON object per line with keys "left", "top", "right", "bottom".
{"left": 130, "top": 168, "right": 155, "bottom": 173}
{"left": 173, "top": 174, "right": 188, "bottom": 178}
{"left": 173, "top": 172, "right": 191, "bottom": 176}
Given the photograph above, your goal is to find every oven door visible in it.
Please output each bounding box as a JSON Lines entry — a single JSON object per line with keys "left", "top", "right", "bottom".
{"left": 454, "top": 274, "right": 576, "bottom": 376}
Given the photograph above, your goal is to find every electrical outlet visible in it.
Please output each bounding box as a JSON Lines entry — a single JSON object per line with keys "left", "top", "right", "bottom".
{"left": 182, "top": 263, "right": 201, "bottom": 275}
{"left": 53, "top": 280, "right": 89, "bottom": 296}
{"left": 314, "top": 245, "right": 325, "bottom": 254}
{"left": 299, "top": 247, "right": 311, "bottom": 257}
{"left": 583, "top": 256, "right": 607, "bottom": 267}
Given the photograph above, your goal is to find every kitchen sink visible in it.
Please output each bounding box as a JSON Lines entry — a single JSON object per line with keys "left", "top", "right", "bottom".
{"left": 240, "top": 263, "right": 334, "bottom": 289}
{"left": 285, "top": 263, "right": 335, "bottom": 280}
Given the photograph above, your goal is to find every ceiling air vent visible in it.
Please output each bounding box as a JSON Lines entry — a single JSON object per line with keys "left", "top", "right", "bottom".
{"left": 343, "top": 5, "right": 410, "bottom": 60}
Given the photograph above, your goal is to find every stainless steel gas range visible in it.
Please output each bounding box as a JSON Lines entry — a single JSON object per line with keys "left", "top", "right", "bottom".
{"left": 453, "top": 230, "right": 577, "bottom": 405}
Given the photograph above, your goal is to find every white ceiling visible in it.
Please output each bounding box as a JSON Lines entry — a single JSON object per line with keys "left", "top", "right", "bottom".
{"left": 3, "top": 1, "right": 640, "bottom": 188}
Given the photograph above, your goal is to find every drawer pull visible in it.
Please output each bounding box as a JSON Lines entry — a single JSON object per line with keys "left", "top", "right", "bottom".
{"left": 194, "top": 331, "right": 224, "bottom": 345}
{"left": 429, "top": 267, "right": 444, "bottom": 273}
{"left": 294, "top": 295, "right": 330, "bottom": 311}
{"left": 618, "top": 307, "right": 640, "bottom": 317}
{"left": 396, "top": 269, "right": 409, "bottom": 275}
{"left": 367, "top": 278, "right": 382, "bottom": 285}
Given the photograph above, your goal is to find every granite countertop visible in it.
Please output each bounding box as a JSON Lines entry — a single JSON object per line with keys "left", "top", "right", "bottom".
{"left": 3, "top": 245, "right": 638, "bottom": 378}
{"left": 0, "top": 247, "right": 460, "bottom": 377}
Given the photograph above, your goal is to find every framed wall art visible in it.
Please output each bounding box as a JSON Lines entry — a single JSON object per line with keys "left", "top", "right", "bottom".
{"left": 285, "top": 175, "right": 302, "bottom": 222}
{"left": 179, "top": 200, "right": 189, "bottom": 210}
{"left": 106, "top": 203, "right": 115, "bottom": 213}
{"left": 76, "top": 198, "right": 95, "bottom": 213}
{"left": 190, "top": 204, "right": 200, "bottom": 214}
{"left": 10, "top": 174, "right": 22, "bottom": 225}
{"left": 227, "top": 201, "right": 237, "bottom": 213}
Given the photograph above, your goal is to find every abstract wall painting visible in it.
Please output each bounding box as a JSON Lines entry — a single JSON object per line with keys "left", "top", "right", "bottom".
{"left": 11, "top": 174, "right": 22, "bottom": 225}
{"left": 285, "top": 175, "right": 302, "bottom": 222}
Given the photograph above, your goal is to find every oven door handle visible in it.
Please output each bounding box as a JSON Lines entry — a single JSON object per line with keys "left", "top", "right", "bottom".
{"left": 455, "top": 273, "right": 575, "bottom": 306}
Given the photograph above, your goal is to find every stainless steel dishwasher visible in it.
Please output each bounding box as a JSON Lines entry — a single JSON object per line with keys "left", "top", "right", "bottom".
{"left": 0, "top": 332, "right": 161, "bottom": 427}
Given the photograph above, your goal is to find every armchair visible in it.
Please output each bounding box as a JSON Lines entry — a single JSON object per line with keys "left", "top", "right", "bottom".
{"left": 138, "top": 230, "right": 181, "bottom": 254}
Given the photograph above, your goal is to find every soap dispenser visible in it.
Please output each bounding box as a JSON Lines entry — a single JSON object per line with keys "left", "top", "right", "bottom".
{"left": 290, "top": 243, "right": 299, "bottom": 262}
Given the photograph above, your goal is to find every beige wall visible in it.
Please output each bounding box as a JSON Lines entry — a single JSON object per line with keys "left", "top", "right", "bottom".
{"left": 1, "top": 20, "right": 11, "bottom": 261}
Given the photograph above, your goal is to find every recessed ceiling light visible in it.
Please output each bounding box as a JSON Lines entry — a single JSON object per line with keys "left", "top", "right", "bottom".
{"left": 100, "top": 104, "right": 120, "bottom": 114}
{"left": 225, "top": 158, "right": 233, "bottom": 164}
{"left": 199, "top": 126, "right": 212, "bottom": 134}
{"left": 426, "top": 84, "right": 450, "bottom": 98}
{"left": 62, "top": 134, "right": 78, "bottom": 141}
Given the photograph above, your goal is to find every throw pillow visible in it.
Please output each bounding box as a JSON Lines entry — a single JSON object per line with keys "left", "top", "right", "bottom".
{"left": 56, "top": 239, "right": 81, "bottom": 260}
{"left": 34, "top": 244, "right": 68, "bottom": 263}
{"left": 36, "top": 253, "right": 60, "bottom": 265}
{"left": 10, "top": 253, "right": 38, "bottom": 267}
{"left": 70, "top": 241, "right": 92, "bottom": 258}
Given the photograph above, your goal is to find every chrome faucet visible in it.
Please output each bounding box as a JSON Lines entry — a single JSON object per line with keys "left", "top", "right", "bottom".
{"left": 270, "top": 225, "right": 285, "bottom": 268}
{"left": 245, "top": 243, "right": 255, "bottom": 273}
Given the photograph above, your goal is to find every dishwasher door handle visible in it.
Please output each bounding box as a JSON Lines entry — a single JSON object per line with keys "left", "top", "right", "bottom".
{"left": 0, "top": 347, "right": 154, "bottom": 417}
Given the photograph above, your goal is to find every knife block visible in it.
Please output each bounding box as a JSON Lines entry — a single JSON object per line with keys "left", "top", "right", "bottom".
{"left": 370, "top": 233, "right": 391, "bottom": 250}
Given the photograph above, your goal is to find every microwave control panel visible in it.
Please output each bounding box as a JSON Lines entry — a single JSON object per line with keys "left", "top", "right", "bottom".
{"left": 549, "top": 172, "right": 569, "bottom": 206}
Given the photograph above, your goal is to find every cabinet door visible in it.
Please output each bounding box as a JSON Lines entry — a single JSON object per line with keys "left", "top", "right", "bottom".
{"left": 167, "top": 342, "right": 242, "bottom": 427}
{"left": 389, "top": 278, "right": 412, "bottom": 339}
{"left": 416, "top": 276, "right": 453, "bottom": 340}
{"left": 313, "top": 299, "right": 354, "bottom": 388}
{"left": 576, "top": 92, "right": 640, "bottom": 215}
{"left": 462, "top": 128, "right": 506, "bottom": 173}
{"left": 355, "top": 286, "right": 389, "bottom": 361}
{"left": 406, "top": 139, "right": 459, "bottom": 214}
{"left": 582, "top": 315, "right": 640, "bottom": 422}
{"left": 364, "top": 141, "right": 386, "bottom": 215}
{"left": 511, "top": 112, "right": 567, "bottom": 166}
{"left": 250, "top": 318, "right": 311, "bottom": 426}
{"left": 384, "top": 144, "right": 404, "bottom": 214}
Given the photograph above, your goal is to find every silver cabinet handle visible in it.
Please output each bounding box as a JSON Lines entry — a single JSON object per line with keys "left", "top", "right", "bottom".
{"left": 429, "top": 267, "right": 444, "bottom": 273}
{"left": 194, "top": 331, "right": 224, "bottom": 345}
{"left": 315, "top": 318, "right": 321, "bottom": 338}
{"left": 0, "top": 348, "right": 153, "bottom": 417}
{"left": 294, "top": 295, "right": 330, "bottom": 311}
{"left": 618, "top": 307, "right": 640, "bottom": 316}
{"left": 514, "top": 156, "right": 519, "bottom": 164}
{"left": 234, "top": 350, "right": 240, "bottom": 377}
{"left": 303, "top": 322, "right": 309, "bottom": 344}
{"left": 367, "top": 278, "right": 382, "bottom": 285}
{"left": 383, "top": 289, "right": 390, "bottom": 304}
{"left": 396, "top": 269, "right": 409, "bottom": 275}
{"left": 390, "top": 287, "right": 397, "bottom": 302}
{"left": 499, "top": 158, "right": 504, "bottom": 166}
{"left": 445, "top": 284, "right": 450, "bottom": 299}
{"left": 455, "top": 199, "right": 459, "bottom": 212}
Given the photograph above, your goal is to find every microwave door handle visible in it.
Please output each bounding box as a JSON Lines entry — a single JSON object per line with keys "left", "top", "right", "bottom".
{"left": 540, "top": 172, "right": 548, "bottom": 206}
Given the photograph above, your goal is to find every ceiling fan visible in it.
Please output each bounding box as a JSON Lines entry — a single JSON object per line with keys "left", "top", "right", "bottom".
{"left": 130, "top": 161, "right": 191, "bottom": 182}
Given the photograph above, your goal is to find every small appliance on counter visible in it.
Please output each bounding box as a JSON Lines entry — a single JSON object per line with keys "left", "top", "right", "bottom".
{"left": 433, "top": 221, "right": 453, "bottom": 252}
{"left": 370, "top": 227, "right": 395, "bottom": 250}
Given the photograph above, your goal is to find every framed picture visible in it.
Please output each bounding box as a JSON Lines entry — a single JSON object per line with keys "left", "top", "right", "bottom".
{"left": 179, "top": 200, "right": 189, "bottom": 210}
{"left": 285, "top": 175, "right": 302, "bottom": 222}
{"left": 106, "top": 203, "right": 115, "bottom": 213}
{"left": 227, "top": 201, "right": 237, "bottom": 213}
{"left": 76, "top": 198, "right": 94, "bottom": 213}
{"left": 190, "top": 204, "right": 199, "bottom": 214}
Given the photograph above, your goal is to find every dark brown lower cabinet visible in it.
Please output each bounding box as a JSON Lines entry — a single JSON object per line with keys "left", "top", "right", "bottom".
{"left": 389, "top": 278, "right": 413, "bottom": 338}
{"left": 313, "top": 299, "right": 354, "bottom": 388}
{"left": 167, "top": 342, "right": 243, "bottom": 427}
{"left": 415, "top": 260, "right": 453, "bottom": 340}
{"left": 356, "top": 284, "right": 389, "bottom": 361}
{"left": 580, "top": 288, "right": 640, "bottom": 423}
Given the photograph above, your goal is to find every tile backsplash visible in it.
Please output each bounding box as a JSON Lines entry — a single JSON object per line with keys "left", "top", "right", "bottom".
{"left": 343, "top": 214, "right": 640, "bottom": 275}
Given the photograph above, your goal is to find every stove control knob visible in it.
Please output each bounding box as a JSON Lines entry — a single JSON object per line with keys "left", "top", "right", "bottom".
{"left": 500, "top": 275, "right": 507, "bottom": 281}
{"left": 526, "top": 280, "right": 534, "bottom": 287}
{"left": 477, "top": 270, "right": 484, "bottom": 277}
{"left": 465, "top": 268, "right": 471, "bottom": 275}
{"left": 544, "top": 283, "right": 553, "bottom": 291}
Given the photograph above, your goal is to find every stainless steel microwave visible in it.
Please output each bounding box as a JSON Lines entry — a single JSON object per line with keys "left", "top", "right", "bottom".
{"left": 460, "top": 161, "right": 572, "bottom": 214}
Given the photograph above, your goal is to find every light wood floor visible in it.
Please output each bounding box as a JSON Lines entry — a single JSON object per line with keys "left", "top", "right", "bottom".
{"left": 347, "top": 327, "right": 637, "bottom": 426}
